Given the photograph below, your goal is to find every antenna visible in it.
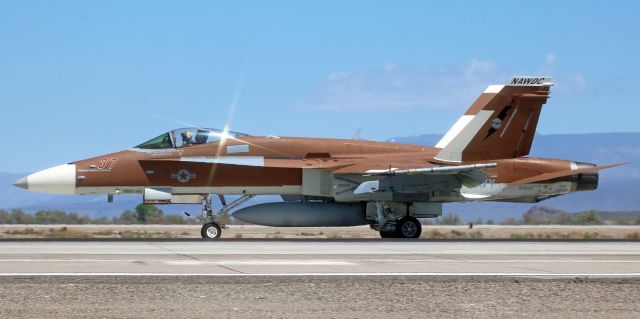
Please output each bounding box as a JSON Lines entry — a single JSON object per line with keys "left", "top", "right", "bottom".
{"left": 352, "top": 128, "right": 362, "bottom": 140}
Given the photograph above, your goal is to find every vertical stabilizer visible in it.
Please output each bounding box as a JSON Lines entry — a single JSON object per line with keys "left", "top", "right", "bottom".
{"left": 435, "top": 76, "right": 552, "bottom": 162}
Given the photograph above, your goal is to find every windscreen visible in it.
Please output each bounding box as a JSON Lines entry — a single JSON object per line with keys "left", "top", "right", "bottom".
{"left": 134, "top": 128, "right": 248, "bottom": 149}
{"left": 134, "top": 133, "right": 174, "bottom": 149}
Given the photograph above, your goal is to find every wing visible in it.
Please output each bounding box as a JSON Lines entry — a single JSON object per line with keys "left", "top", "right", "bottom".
{"left": 341, "top": 161, "right": 497, "bottom": 199}
{"left": 139, "top": 156, "right": 497, "bottom": 198}
{"left": 364, "top": 162, "right": 497, "bottom": 175}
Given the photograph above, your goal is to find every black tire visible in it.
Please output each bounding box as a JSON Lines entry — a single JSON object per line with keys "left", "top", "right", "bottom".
{"left": 396, "top": 217, "right": 422, "bottom": 238}
{"left": 201, "top": 223, "right": 222, "bottom": 239}
{"left": 379, "top": 230, "right": 398, "bottom": 238}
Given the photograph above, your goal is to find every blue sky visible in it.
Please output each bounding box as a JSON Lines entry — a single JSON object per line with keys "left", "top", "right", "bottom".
{"left": 1, "top": 0, "right": 639, "bottom": 173}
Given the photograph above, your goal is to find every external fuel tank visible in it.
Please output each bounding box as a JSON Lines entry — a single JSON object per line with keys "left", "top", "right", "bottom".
{"left": 232, "top": 202, "right": 368, "bottom": 227}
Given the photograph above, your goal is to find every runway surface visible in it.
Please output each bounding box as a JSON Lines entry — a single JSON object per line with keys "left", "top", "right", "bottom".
{"left": 1, "top": 240, "right": 639, "bottom": 277}
{"left": 2, "top": 240, "right": 640, "bottom": 318}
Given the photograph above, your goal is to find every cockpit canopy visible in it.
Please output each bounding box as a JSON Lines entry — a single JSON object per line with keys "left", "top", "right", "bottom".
{"left": 135, "top": 128, "right": 248, "bottom": 149}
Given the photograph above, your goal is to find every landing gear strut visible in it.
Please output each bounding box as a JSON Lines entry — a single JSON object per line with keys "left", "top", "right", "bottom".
{"left": 375, "top": 202, "right": 422, "bottom": 239}
{"left": 198, "top": 194, "right": 255, "bottom": 239}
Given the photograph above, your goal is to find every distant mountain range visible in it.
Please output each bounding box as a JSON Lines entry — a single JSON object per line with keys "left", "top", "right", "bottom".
{"left": 521, "top": 205, "right": 639, "bottom": 224}
{"left": 2, "top": 132, "right": 639, "bottom": 222}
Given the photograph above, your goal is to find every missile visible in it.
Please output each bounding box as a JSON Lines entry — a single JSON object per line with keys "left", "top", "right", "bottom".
{"left": 232, "top": 202, "right": 367, "bottom": 227}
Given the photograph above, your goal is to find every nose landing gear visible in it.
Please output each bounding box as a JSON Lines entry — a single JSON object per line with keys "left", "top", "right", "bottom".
{"left": 185, "top": 194, "right": 255, "bottom": 239}
{"left": 201, "top": 222, "right": 222, "bottom": 239}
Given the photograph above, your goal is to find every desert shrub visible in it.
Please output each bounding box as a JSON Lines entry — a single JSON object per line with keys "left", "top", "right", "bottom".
{"left": 436, "top": 214, "right": 462, "bottom": 225}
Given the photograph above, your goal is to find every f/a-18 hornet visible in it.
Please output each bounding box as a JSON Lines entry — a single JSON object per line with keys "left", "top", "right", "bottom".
{"left": 14, "top": 76, "right": 620, "bottom": 239}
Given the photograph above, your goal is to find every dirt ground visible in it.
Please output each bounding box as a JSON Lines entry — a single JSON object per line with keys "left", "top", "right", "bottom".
{"left": 1, "top": 276, "right": 639, "bottom": 319}
{"left": 0, "top": 224, "right": 639, "bottom": 239}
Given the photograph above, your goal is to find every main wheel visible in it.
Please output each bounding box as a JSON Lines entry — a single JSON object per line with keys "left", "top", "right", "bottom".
{"left": 201, "top": 222, "right": 222, "bottom": 239}
{"left": 379, "top": 231, "right": 397, "bottom": 238}
{"left": 396, "top": 217, "right": 422, "bottom": 238}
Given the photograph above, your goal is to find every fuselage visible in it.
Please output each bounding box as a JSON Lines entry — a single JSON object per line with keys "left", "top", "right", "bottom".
{"left": 14, "top": 134, "right": 597, "bottom": 204}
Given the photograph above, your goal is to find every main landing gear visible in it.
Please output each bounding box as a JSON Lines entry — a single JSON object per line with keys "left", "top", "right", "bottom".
{"left": 378, "top": 216, "right": 422, "bottom": 238}
{"left": 188, "top": 194, "right": 255, "bottom": 239}
{"left": 397, "top": 216, "right": 422, "bottom": 238}
{"left": 375, "top": 202, "right": 422, "bottom": 239}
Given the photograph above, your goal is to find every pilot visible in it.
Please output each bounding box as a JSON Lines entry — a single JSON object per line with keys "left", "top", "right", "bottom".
{"left": 181, "top": 130, "right": 193, "bottom": 147}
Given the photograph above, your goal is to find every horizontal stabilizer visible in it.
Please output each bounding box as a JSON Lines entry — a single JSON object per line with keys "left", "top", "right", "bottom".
{"left": 509, "top": 163, "right": 625, "bottom": 186}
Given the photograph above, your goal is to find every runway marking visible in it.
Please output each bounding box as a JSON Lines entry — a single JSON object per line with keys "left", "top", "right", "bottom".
{"left": 164, "top": 260, "right": 355, "bottom": 266}
{"left": 0, "top": 272, "right": 639, "bottom": 277}
{"left": 356, "top": 259, "right": 640, "bottom": 263}
{"left": 1, "top": 259, "right": 638, "bottom": 264}
{"left": 0, "top": 259, "right": 139, "bottom": 262}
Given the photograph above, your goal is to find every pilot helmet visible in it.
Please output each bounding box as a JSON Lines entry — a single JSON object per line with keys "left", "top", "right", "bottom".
{"left": 181, "top": 130, "right": 193, "bottom": 142}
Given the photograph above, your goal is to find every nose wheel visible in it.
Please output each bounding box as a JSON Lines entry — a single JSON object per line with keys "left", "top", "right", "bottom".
{"left": 191, "top": 194, "right": 255, "bottom": 240}
{"left": 201, "top": 222, "right": 222, "bottom": 239}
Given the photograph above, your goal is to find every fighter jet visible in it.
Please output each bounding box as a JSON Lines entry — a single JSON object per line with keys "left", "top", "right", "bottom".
{"left": 13, "top": 76, "right": 620, "bottom": 239}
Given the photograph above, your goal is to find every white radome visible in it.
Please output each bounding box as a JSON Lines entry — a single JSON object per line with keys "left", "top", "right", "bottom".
{"left": 15, "top": 164, "right": 76, "bottom": 194}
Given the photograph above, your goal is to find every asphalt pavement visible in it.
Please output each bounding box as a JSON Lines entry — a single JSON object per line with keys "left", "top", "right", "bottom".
{"left": 0, "top": 240, "right": 638, "bottom": 276}
{"left": 2, "top": 240, "right": 639, "bottom": 318}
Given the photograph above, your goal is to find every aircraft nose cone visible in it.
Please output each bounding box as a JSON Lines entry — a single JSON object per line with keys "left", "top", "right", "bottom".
{"left": 20, "top": 164, "right": 76, "bottom": 194}
{"left": 13, "top": 176, "right": 28, "bottom": 190}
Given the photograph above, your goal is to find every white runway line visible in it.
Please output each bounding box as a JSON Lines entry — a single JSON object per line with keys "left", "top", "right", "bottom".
{"left": 0, "top": 259, "right": 139, "bottom": 262}
{"left": 1, "top": 272, "right": 640, "bottom": 277}
{"left": 2, "top": 259, "right": 638, "bottom": 264}
{"left": 163, "top": 260, "right": 355, "bottom": 266}
{"left": 1, "top": 259, "right": 639, "bottom": 264}
{"left": 357, "top": 259, "right": 640, "bottom": 263}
